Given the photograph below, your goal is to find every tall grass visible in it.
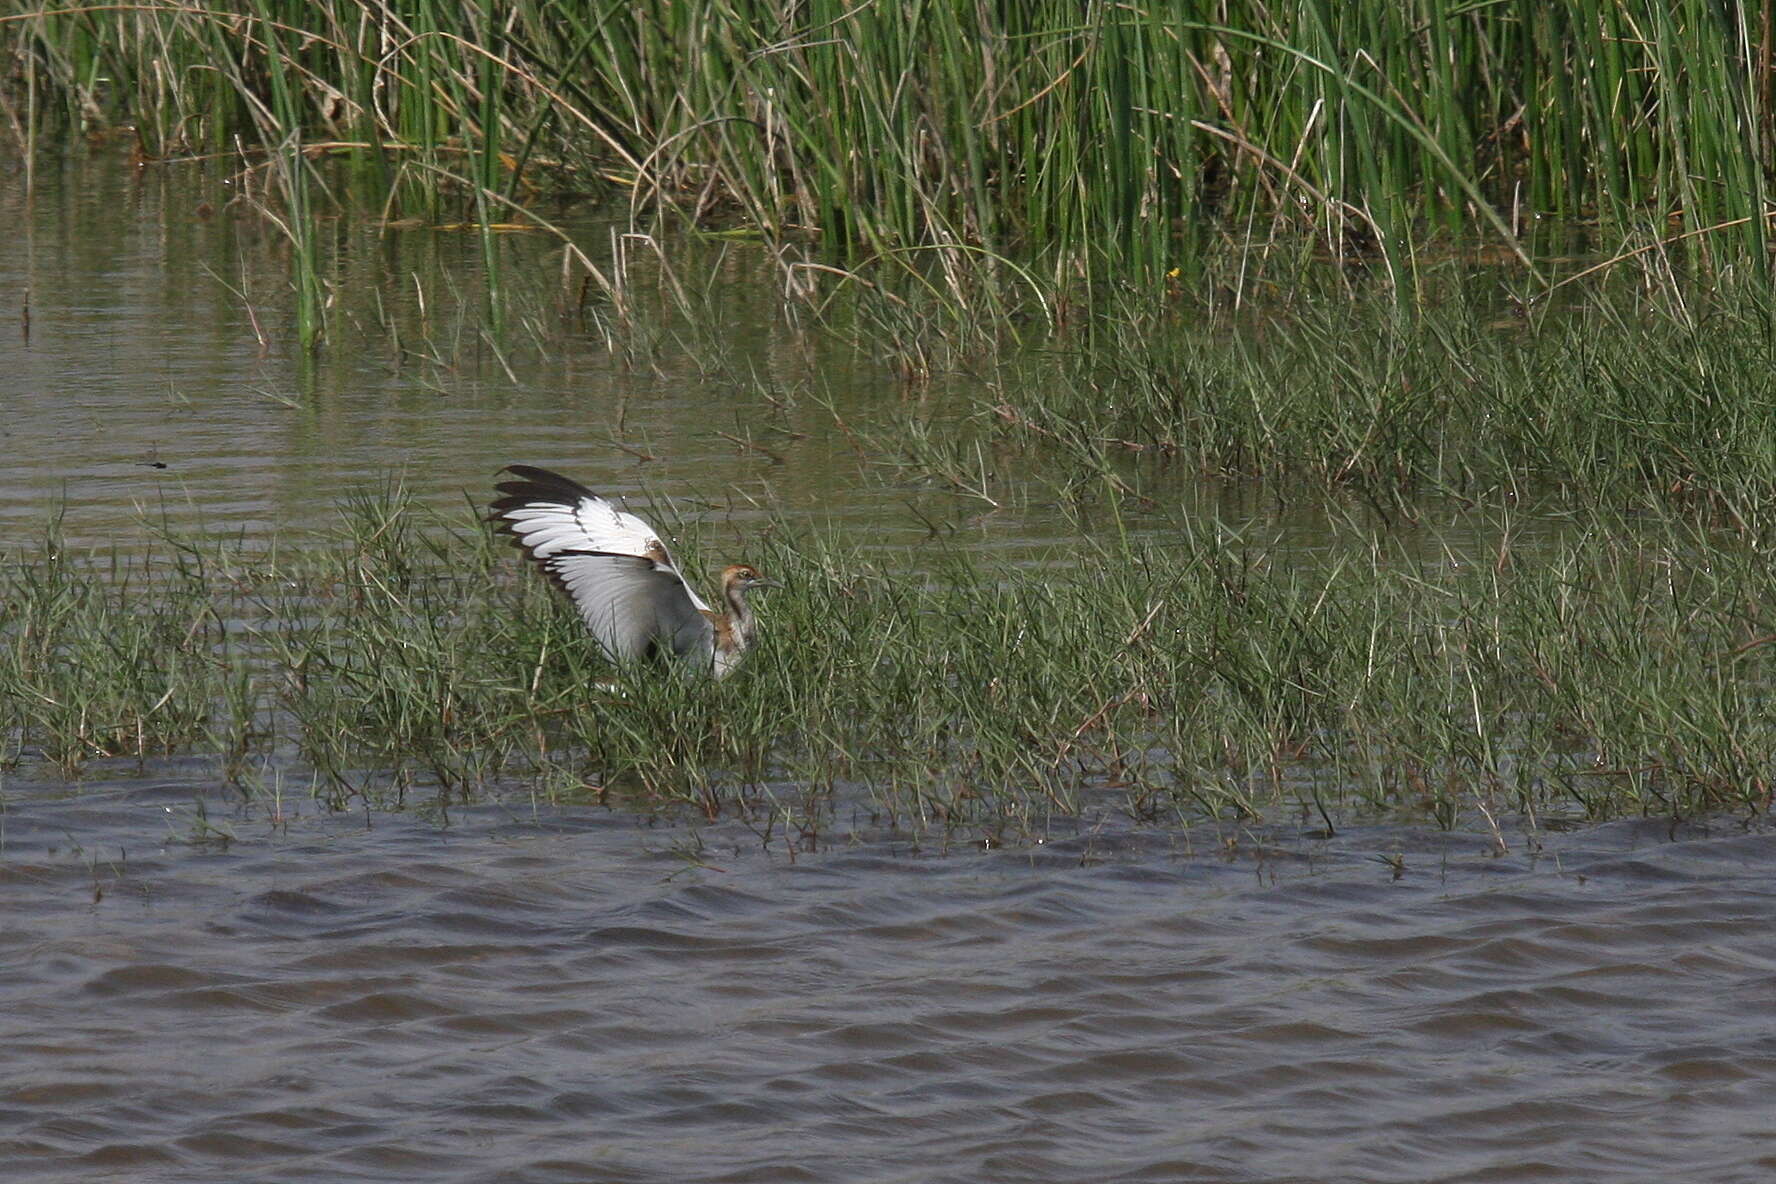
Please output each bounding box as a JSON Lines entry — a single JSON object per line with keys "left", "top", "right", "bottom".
{"left": 5, "top": 1, "right": 1774, "bottom": 296}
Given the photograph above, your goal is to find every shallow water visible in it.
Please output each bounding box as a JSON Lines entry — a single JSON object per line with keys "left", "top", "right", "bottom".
{"left": 5, "top": 149, "right": 1775, "bottom": 1182}
{"left": 1, "top": 144, "right": 1191, "bottom": 561}
{"left": 4, "top": 783, "right": 1773, "bottom": 1182}
{"left": 1, "top": 148, "right": 871, "bottom": 548}
{"left": 0, "top": 144, "right": 1546, "bottom": 569}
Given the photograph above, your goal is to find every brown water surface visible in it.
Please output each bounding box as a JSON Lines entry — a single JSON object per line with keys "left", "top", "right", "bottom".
{"left": 1, "top": 145, "right": 1183, "bottom": 560}
{"left": 0, "top": 145, "right": 1532, "bottom": 567}
{"left": 4, "top": 149, "right": 1773, "bottom": 1182}
{"left": 3, "top": 784, "right": 1773, "bottom": 1182}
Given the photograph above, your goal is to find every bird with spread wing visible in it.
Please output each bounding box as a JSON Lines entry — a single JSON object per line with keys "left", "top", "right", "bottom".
{"left": 491, "top": 465, "right": 777, "bottom": 678}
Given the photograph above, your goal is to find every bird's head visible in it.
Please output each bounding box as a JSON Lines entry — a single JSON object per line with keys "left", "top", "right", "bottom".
{"left": 722, "top": 563, "right": 781, "bottom": 595}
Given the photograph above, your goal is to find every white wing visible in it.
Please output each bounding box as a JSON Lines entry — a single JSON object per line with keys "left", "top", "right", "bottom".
{"left": 492, "top": 465, "right": 713, "bottom": 665}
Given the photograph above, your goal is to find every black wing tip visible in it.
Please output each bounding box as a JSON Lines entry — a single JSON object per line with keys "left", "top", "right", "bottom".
{"left": 499, "top": 463, "right": 574, "bottom": 484}
{"left": 491, "top": 464, "right": 600, "bottom": 512}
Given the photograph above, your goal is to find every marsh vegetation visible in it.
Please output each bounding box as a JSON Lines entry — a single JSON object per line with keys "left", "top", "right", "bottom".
{"left": 6, "top": 3, "right": 1776, "bottom": 838}
{"left": 8, "top": 1, "right": 1776, "bottom": 335}
{"left": 7, "top": 441, "right": 1776, "bottom": 843}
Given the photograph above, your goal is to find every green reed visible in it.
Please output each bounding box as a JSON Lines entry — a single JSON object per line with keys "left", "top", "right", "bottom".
{"left": 6, "top": 0, "right": 1773, "bottom": 297}
{"left": 5, "top": 482, "right": 1774, "bottom": 837}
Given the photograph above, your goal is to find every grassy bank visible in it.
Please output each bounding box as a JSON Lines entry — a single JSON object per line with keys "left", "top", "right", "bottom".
{"left": 5, "top": 482, "right": 1773, "bottom": 841}
{"left": 6, "top": 1, "right": 1773, "bottom": 294}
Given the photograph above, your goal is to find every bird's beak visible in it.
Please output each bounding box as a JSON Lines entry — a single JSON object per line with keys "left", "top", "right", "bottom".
{"left": 751, "top": 577, "right": 783, "bottom": 590}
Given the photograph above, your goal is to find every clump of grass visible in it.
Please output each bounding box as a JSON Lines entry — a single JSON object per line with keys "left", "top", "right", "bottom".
{"left": 4, "top": 483, "right": 1774, "bottom": 840}
{"left": 2, "top": 527, "right": 225, "bottom": 775}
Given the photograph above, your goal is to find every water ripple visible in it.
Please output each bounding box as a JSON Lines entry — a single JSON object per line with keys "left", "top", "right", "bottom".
{"left": 2, "top": 784, "right": 1773, "bottom": 1182}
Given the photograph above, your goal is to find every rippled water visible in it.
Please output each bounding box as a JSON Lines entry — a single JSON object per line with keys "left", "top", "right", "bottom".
{"left": 6, "top": 149, "right": 1776, "bottom": 1182}
{"left": 5, "top": 782, "right": 1773, "bottom": 1182}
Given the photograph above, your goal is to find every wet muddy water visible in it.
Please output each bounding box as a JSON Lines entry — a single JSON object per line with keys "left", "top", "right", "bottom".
{"left": 5, "top": 787, "right": 1773, "bottom": 1182}
{"left": 5, "top": 151, "right": 1775, "bottom": 1181}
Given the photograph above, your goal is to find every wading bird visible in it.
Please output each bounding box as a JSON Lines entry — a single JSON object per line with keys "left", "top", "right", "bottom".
{"left": 491, "top": 465, "right": 777, "bottom": 678}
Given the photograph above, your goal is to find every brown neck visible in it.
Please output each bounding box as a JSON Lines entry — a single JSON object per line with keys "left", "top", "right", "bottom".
{"left": 722, "top": 578, "right": 756, "bottom": 648}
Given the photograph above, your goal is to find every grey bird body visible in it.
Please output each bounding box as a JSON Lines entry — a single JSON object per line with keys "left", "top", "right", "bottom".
{"left": 491, "top": 465, "right": 775, "bottom": 677}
